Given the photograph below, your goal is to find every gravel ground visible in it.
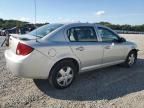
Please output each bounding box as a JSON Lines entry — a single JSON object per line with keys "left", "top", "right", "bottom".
{"left": 0, "top": 34, "right": 144, "bottom": 108}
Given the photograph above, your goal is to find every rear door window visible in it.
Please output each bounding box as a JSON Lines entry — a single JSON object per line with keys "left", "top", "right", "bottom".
{"left": 67, "top": 26, "right": 98, "bottom": 42}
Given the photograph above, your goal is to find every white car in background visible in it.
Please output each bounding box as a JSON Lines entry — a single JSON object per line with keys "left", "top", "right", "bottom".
{"left": 5, "top": 23, "right": 138, "bottom": 89}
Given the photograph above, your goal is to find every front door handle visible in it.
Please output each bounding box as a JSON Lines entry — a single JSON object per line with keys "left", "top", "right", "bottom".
{"left": 104, "top": 46, "right": 111, "bottom": 49}
{"left": 104, "top": 43, "right": 115, "bottom": 49}
{"left": 76, "top": 47, "right": 85, "bottom": 51}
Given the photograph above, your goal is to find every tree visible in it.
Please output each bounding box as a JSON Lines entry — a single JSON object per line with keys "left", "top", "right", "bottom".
{"left": 98, "top": 22, "right": 144, "bottom": 32}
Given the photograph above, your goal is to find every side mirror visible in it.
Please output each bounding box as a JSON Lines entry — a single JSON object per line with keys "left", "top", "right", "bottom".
{"left": 119, "top": 37, "right": 126, "bottom": 43}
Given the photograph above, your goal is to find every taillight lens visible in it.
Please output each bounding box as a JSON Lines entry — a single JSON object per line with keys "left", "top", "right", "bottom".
{"left": 16, "top": 42, "right": 34, "bottom": 56}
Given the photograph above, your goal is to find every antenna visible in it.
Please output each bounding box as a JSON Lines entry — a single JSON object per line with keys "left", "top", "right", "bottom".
{"left": 34, "top": 0, "right": 38, "bottom": 42}
{"left": 34, "top": 0, "right": 37, "bottom": 27}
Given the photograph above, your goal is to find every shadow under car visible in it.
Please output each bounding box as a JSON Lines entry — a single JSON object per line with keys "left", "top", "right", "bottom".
{"left": 34, "top": 58, "right": 144, "bottom": 101}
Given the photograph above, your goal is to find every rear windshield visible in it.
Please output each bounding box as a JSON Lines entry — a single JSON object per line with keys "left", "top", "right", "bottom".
{"left": 29, "top": 24, "right": 63, "bottom": 38}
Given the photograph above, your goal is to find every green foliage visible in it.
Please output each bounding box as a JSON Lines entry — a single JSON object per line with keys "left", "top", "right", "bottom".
{"left": 0, "top": 18, "right": 144, "bottom": 32}
{"left": 0, "top": 18, "right": 28, "bottom": 29}
{"left": 98, "top": 22, "right": 144, "bottom": 32}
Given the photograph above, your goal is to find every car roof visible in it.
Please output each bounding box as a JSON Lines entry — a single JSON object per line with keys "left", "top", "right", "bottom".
{"left": 46, "top": 22, "right": 108, "bottom": 28}
{"left": 56, "top": 22, "right": 107, "bottom": 28}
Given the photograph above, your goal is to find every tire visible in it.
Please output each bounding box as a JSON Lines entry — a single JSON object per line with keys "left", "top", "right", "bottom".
{"left": 124, "top": 51, "right": 137, "bottom": 67}
{"left": 49, "top": 60, "right": 77, "bottom": 89}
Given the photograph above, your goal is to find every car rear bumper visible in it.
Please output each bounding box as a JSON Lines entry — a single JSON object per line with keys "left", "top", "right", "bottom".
{"left": 4, "top": 49, "right": 52, "bottom": 79}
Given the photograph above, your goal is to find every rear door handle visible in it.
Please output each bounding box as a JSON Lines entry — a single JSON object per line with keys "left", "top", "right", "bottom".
{"left": 76, "top": 47, "right": 85, "bottom": 51}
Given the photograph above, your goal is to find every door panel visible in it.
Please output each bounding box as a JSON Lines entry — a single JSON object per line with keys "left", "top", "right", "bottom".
{"left": 67, "top": 26, "right": 103, "bottom": 69}
{"left": 70, "top": 42, "right": 103, "bottom": 68}
{"left": 97, "top": 27, "right": 125, "bottom": 63}
{"left": 102, "top": 42, "right": 125, "bottom": 63}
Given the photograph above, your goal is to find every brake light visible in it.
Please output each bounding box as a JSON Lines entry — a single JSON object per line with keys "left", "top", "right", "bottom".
{"left": 16, "top": 42, "right": 34, "bottom": 56}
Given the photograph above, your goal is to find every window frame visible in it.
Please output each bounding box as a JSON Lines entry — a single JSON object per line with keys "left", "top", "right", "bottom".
{"left": 97, "top": 27, "right": 121, "bottom": 43}
{"left": 67, "top": 26, "right": 98, "bottom": 42}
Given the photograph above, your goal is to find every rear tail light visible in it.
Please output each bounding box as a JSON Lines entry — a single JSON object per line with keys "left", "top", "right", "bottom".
{"left": 16, "top": 42, "right": 34, "bottom": 56}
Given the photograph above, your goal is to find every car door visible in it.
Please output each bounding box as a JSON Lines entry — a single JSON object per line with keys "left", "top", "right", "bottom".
{"left": 97, "top": 27, "right": 125, "bottom": 64}
{"left": 67, "top": 26, "right": 103, "bottom": 71}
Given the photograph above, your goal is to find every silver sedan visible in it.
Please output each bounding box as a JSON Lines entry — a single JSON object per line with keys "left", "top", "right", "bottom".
{"left": 5, "top": 23, "right": 138, "bottom": 89}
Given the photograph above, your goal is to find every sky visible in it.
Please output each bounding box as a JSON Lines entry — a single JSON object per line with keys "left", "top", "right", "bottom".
{"left": 0, "top": 0, "right": 144, "bottom": 25}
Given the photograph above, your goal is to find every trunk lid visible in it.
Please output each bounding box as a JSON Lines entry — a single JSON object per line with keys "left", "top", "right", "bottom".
{"left": 9, "top": 34, "right": 38, "bottom": 53}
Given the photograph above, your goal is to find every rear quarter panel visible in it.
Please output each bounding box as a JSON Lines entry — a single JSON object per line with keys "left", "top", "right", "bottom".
{"left": 30, "top": 41, "right": 81, "bottom": 75}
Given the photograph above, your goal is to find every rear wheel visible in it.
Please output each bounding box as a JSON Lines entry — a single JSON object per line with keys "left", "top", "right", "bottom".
{"left": 49, "top": 61, "right": 77, "bottom": 89}
{"left": 124, "top": 51, "right": 137, "bottom": 67}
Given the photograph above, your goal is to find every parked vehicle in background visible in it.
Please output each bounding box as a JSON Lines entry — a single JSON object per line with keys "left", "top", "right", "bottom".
{"left": 5, "top": 23, "right": 138, "bottom": 89}
{"left": 0, "top": 29, "right": 6, "bottom": 36}
{"left": 0, "top": 29, "right": 2, "bottom": 36}
{"left": 6, "top": 26, "right": 35, "bottom": 35}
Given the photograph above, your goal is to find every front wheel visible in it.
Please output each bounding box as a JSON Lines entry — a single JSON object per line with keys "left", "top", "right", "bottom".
{"left": 49, "top": 61, "right": 77, "bottom": 89}
{"left": 124, "top": 51, "right": 137, "bottom": 67}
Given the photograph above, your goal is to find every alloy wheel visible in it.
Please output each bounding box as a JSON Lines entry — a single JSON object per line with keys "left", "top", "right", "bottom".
{"left": 56, "top": 66, "right": 74, "bottom": 87}
{"left": 128, "top": 53, "right": 136, "bottom": 66}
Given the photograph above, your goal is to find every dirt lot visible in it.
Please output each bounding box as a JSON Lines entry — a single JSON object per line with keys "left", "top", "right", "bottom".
{"left": 0, "top": 34, "right": 144, "bottom": 108}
